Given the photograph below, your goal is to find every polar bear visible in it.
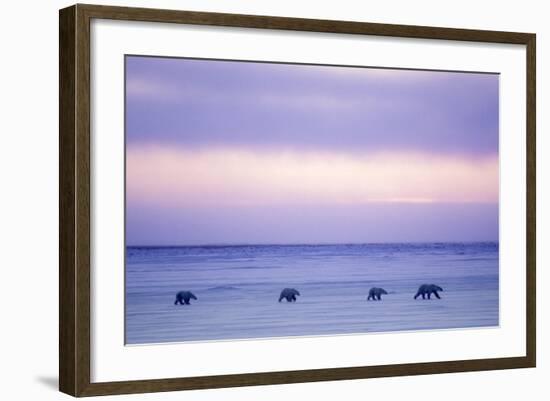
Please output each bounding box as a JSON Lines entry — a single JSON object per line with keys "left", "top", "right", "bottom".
{"left": 414, "top": 284, "right": 443, "bottom": 300}
{"left": 367, "top": 287, "right": 388, "bottom": 301}
{"left": 174, "top": 290, "right": 198, "bottom": 305}
{"left": 279, "top": 288, "right": 301, "bottom": 302}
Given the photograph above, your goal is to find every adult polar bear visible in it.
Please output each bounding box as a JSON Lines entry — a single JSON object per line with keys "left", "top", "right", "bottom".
{"left": 414, "top": 284, "right": 443, "bottom": 300}
{"left": 367, "top": 287, "right": 388, "bottom": 301}
{"left": 174, "top": 290, "right": 198, "bottom": 305}
{"left": 279, "top": 288, "right": 301, "bottom": 302}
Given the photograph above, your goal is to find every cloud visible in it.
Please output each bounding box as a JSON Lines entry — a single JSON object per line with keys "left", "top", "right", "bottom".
{"left": 125, "top": 56, "right": 499, "bottom": 157}
{"left": 126, "top": 145, "right": 498, "bottom": 208}
{"left": 126, "top": 202, "right": 498, "bottom": 245}
{"left": 125, "top": 78, "right": 179, "bottom": 100}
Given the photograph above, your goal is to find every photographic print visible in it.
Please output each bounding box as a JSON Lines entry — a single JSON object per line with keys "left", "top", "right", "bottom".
{"left": 124, "top": 56, "right": 499, "bottom": 345}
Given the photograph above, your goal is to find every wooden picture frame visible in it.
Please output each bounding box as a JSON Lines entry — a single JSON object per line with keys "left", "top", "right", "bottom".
{"left": 59, "top": 3, "right": 536, "bottom": 397}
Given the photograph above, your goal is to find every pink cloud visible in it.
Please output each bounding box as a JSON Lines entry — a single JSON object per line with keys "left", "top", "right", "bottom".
{"left": 126, "top": 145, "right": 498, "bottom": 208}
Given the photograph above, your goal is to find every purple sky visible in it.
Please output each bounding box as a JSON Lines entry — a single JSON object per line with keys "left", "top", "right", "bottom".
{"left": 125, "top": 56, "right": 499, "bottom": 245}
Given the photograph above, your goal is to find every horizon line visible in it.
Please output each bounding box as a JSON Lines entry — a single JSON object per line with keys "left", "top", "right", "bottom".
{"left": 126, "top": 240, "right": 499, "bottom": 248}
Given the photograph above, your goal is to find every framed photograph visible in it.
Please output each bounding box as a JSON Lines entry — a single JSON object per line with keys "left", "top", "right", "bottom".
{"left": 59, "top": 4, "right": 536, "bottom": 397}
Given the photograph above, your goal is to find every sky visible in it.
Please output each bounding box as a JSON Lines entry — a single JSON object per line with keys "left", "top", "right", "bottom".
{"left": 125, "top": 56, "right": 499, "bottom": 245}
